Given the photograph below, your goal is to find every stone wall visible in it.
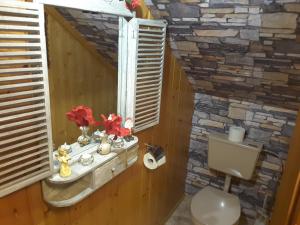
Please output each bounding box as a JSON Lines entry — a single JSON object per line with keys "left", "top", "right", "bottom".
{"left": 145, "top": 1, "right": 300, "bottom": 223}
{"left": 146, "top": 0, "right": 300, "bottom": 110}
{"left": 186, "top": 93, "right": 297, "bottom": 224}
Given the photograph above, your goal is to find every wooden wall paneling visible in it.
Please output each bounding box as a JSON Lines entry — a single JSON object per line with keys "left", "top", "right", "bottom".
{"left": 136, "top": 128, "right": 155, "bottom": 225}
{"left": 0, "top": 188, "right": 33, "bottom": 225}
{"left": 155, "top": 48, "right": 174, "bottom": 222}
{"left": 111, "top": 165, "right": 142, "bottom": 225}
{"left": 162, "top": 55, "right": 179, "bottom": 213}
{"left": 290, "top": 172, "right": 300, "bottom": 225}
{"left": 25, "top": 183, "right": 47, "bottom": 225}
{"left": 149, "top": 53, "right": 173, "bottom": 225}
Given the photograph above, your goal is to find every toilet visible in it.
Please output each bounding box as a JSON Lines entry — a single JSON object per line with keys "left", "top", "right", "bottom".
{"left": 191, "top": 133, "right": 262, "bottom": 225}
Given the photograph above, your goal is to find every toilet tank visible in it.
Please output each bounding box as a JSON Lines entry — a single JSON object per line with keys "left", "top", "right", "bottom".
{"left": 208, "top": 133, "right": 262, "bottom": 180}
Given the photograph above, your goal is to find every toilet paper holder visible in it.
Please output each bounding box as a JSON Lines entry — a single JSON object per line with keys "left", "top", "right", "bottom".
{"left": 143, "top": 144, "right": 166, "bottom": 170}
{"left": 146, "top": 144, "right": 164, "bottom": 160}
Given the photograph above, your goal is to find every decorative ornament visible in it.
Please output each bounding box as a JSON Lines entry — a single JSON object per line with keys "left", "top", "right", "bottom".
{"left": 56, "top": 146, "right": 72, "bottom": 178}
{"left": 79, "top": 153, "right": 94, "bottom": 166}
{"left": 97, "top": 133, "right": 111, "bottom": 155}
{"left": 93, "top": 129, "right": 104, "bottom": 143}
{"left": 100, "top": 114, "right": 131, "bottom": 137}
{"left": 77, "top": 126, "right": 91, "bottom": 147}
{"left": 60, "top": 142, "right": 72, "bottom": 153}
{"left": 100, "top": 114, "right": 131, "bottom": 149}
{"left": 66, "top": 105, "right": 99, "bottom": 147}
{"left": 125, "top": 0, "right": 140, "bottom": 10}
{"left": 124, "top": 118, "right": 133, "bottom": 135}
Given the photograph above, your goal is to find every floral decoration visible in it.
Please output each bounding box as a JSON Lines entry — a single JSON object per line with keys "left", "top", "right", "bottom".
{"left": 124, "top": 118, "right": 133, "bottom": 135}
{"left": 125, "top": 0, "right": 140, "bottom": 10}
{"left": 66, "top": 105, "right": 99, "bottom": 127}
{"left": 101, "top": 114, "right": 131, "bottom": 137}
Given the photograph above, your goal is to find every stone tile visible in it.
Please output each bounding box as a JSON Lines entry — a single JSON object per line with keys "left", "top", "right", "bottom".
{"left": 274, "top": 34, "right": 296, "bottom": 39}
{"left": 222, "top": 38, "right": 250, "bottom": 46}
{"left": 200, "top": 17, "right": 227, "bottom": 23}
{"left": 176, "top": 41, "right": 199, "bottom": 52}
{"left": 240, "top": 29, "right": 259, "bottom": 41}
{"left": 284, "top": 3, "right": 300, "bottom": 12}
{"left": 248, "top": 127, "right": 272, "bottom": 141}
{"left": 201, "top": 8, "right": 234, "bottom": 14}
{"left": 199, "top": 119, "right": 225, "bottom": 128}
{"left": 263, "top": 72, "right": 289, "bottom": 82}
{"left": 235, "top": 6, "right": 248, "bottom": 13}
{"left": 228, "top": 106, "right": 247, "bottom": 120}
{"left": 248, "top": 14, "right": 261, "bottom": 26}
{"left": 262, "top": 13, "right": 297, "bottom": 29}
{"left": 225, "top": 54, "right": 254, "bottom": 66}
{"left": 194, "top": 29, "right": 239, "bottom": 37}
{"left": 186, "top": 36, "right": 221, "bottom": 44}
{"left": 169, "top": 2, "right": 200, "bottom": 18}
{"left": 210, "top": 0, "right": 249, "bottom": 5}
{"left": 259, "top": 28, "right": 295, "bottom": 34}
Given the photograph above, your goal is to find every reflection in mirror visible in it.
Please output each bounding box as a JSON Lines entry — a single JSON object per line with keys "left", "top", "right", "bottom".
{"left": 47, "top": 7, "right": 119, "bottom": 147}
{"left": 57, "top": 8, "right": 119, "bottom": 67}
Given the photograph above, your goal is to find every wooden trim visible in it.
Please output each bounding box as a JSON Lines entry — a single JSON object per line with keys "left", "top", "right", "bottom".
{"left": 44, "top": 6, "right": 116, "bottom": 73}
{"left": 290, "top": 172, "right": 300, "bottom": 225}
{"left": 271, "top": 112, "right": 300, "bottom": 225}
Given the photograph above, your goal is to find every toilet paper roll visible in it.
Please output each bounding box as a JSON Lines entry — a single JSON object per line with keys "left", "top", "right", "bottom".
{"left": 143, "top": 152, "right": 158, "bottom": 170}
{"left": 228, "top": 126, "right": 245, "bottom": 143}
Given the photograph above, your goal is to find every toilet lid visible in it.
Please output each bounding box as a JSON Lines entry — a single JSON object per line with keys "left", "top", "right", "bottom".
{"left": 191, "top": 186, "right": 241, "bottom": 225}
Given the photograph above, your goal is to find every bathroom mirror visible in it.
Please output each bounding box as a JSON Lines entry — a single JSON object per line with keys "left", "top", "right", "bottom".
{"left": 40, "top": 0, "right": 133, "bottom": 147}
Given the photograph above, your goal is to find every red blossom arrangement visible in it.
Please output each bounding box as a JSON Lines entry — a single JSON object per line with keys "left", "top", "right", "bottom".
{"left": 66, "top": 105, "right": 99, "bottom": 127}
{"left": 100, "top": 114, "right": 131, "bottom": 137}
{"left": 125, "top": 0, "right": 140, "bottom": 10}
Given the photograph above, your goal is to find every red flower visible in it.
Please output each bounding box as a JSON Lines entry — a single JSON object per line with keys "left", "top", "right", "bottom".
{"left": 119, "top": 127, "right": 131, "bottom": 137}
{"left": 66, "top": 105, "right": 98, "bottom": 127}
{"left": 125, "top": 0, "right": 140, "bottom": 10}
{"left": 101, "top": 114, "right": 131, "bottom": 137}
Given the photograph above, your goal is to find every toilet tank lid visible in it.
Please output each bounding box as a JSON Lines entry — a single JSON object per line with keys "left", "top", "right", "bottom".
{"left": 209, "top": 133, "right": 263, "bottom": 152}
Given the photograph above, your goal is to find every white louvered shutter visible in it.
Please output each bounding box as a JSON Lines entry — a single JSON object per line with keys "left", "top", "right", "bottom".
{"left": 126, "top": 18, "right": 167, "bottom": 132}
{"left": 0, "top": 1, "right": 53, "bottom": 197}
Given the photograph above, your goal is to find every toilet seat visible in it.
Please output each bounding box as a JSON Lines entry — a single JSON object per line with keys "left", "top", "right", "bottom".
{"left": 191, "top": 186, "right": 241, "bottom": 225}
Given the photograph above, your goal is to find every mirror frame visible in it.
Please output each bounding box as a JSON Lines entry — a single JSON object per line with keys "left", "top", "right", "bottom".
{"left": 35, "top": 0, "right": 134, "bottom": 17}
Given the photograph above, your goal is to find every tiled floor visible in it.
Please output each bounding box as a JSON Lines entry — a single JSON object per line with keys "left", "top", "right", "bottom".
{"left": 165, "top": 195, "right": 249, "bottom": 225}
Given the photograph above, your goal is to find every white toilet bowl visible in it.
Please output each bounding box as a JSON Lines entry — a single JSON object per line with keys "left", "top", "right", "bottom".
{"left": 190, "top": 186, "right": 241, "bottom": 225}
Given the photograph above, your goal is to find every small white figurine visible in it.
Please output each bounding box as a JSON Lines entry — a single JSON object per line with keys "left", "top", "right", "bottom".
{"left": 124, "top": 118, "right": 133, "bottom": 135}
{"left": 56, "top": 147, "right": 71, "bottom": 177}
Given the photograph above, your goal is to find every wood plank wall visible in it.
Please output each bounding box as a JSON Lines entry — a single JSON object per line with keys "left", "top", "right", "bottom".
{"left": 0, "top": 3, "right": 195, "bottom": 225}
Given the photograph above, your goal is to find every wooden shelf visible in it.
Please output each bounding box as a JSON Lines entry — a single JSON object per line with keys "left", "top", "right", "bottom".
{"left": 42, "top": 136, "right": 138, "bottom": 207}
